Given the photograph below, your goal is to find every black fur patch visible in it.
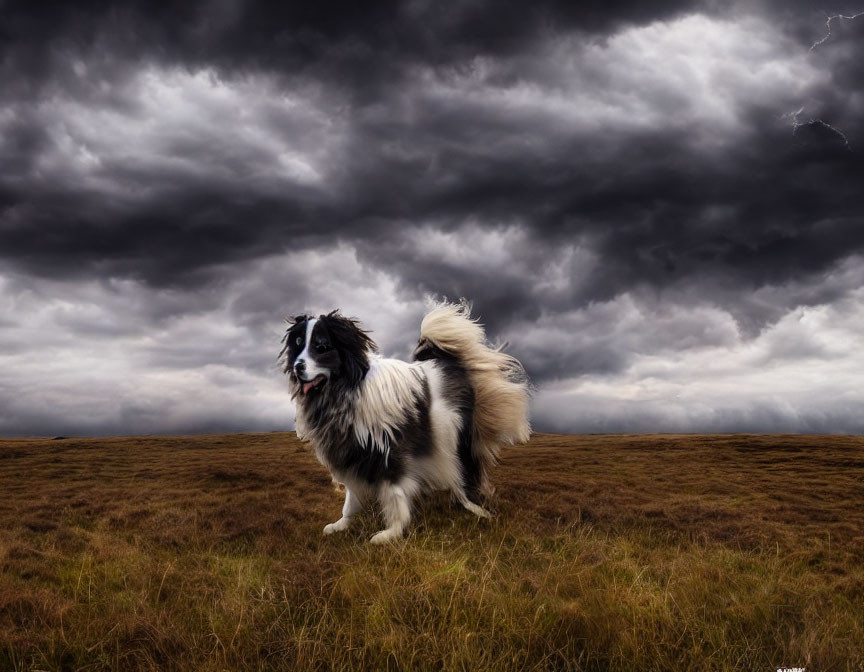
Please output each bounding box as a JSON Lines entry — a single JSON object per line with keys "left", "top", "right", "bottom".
{"left": 324, "top": 431, "right": 404, "bottom": 484}
{"left": 317, "top": 311, "right": 377, "bottom": 389}
{"left": 392, "top": 375, "right": 433, "bottom": 459}
{"left": 414, "top": 343, "right": 480, "bottom": 501}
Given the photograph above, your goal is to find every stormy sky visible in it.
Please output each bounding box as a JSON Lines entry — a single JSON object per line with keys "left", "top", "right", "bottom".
{"left": 2, "top": 0, "right": 863, "bottom": 436}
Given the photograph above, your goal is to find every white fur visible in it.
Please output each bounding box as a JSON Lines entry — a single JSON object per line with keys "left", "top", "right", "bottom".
{"left": 351, "top": 357, "right": 425, "bottom": 462}
{"left": 323, "top": 487, "right": 364, "bottom": 535}
{"left": 411, "top": 361, "right": 464, "bottom": 491}
{"left": 370, "top": 478, "right": 419, "bottom": 544}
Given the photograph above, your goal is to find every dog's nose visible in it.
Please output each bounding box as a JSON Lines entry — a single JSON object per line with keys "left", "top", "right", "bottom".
{"left": 294, "top": 360, "right": 306, "bottom": 375}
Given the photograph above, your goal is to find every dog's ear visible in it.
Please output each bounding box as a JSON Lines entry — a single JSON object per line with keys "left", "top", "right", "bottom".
{"left": 321, "top": 310, "right": 377, "bottom": 387}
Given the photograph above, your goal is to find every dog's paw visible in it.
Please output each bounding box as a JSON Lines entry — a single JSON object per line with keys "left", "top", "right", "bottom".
{"left": 323, "top": 518, "right": 349, "bottom": 535}
{"left": 461, "top": 500, "right": 493, "bottom": 519}
{"left": 369, "top": 529, "right": 400, "bottom": 545}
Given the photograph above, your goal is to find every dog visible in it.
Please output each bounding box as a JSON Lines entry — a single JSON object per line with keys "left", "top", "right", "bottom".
{"left": 280, "top": 301, "right": 531, "bottom": 543}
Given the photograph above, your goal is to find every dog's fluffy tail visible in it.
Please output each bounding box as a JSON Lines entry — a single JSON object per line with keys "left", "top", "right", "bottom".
{"left": 416, "top": 300, "right": 531, "bottom": 496}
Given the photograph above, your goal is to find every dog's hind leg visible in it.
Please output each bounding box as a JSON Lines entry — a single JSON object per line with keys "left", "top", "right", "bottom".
{"left": 323, "top": 487, "right": 363, "bottom": 535}
{"left": 454, "top": 488, "right": 492, "bottom": 519}
{"left": 370, "top": 479, "right": 416, "bottom": 544}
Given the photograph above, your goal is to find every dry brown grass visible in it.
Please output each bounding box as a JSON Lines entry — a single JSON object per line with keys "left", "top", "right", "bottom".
{"left": 1, "top": 432, "right": 863, "bottom": 671}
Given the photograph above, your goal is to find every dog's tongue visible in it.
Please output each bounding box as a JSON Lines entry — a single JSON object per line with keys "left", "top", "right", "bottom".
{"left": 301, "top": 374, "right": 326, "bottom": 395}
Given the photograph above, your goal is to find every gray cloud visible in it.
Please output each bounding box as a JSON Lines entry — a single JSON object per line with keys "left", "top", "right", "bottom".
{"left": 1, "top": 0, "right": 862, "bottom": 435}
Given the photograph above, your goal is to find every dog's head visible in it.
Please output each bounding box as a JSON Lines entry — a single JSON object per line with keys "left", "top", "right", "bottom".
{"left": 281, "top": 310, "right": 377, "bottom": 398}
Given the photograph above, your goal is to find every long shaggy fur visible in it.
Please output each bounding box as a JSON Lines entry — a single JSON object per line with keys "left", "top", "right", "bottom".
{"left": 282, "top": 301, "right": 531, "bottom": 542}
{"left": 415, "top": 300, "right": 532, "bottom": 496}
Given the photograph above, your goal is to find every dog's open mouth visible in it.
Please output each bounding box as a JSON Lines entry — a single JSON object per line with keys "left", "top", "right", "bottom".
{"left": 302, "top": 374, "right": 327, "bottom": 395}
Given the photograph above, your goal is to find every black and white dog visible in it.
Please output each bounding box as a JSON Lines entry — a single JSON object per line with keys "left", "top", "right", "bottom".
{"left": 280, "top": 301, "right": 531, "bottom": 543}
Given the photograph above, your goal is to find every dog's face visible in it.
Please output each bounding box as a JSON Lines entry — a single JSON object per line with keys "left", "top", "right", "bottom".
{"left": 282, "top": 311, "right": 377, "bottom": 398}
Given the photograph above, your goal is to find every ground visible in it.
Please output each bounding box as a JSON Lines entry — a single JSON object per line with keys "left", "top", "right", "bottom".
{"left": 1, "top": 432, "right": 863, "bottom": 671}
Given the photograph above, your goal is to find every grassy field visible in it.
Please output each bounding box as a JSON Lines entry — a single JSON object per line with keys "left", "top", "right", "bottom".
{"left": 1, "top": 432, "right": 863, "bottom": 671}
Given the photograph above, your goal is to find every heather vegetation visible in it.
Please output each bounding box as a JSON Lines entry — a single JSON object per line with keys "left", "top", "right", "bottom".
{"left": 1, "top": 432, "right": 862, "bottom": 670}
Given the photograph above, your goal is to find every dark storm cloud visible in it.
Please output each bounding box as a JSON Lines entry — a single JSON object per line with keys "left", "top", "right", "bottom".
{"left": 1, "top": 0, "right": 863, "bottom": 434}
{"left": 1, "top": 0, "right": 702, "bottom": 287}
{"left": 3, "top": 0, "right": 862, "bottom": 293}
{"left": 2, "top": 0, "right": 697, "bottom": 80}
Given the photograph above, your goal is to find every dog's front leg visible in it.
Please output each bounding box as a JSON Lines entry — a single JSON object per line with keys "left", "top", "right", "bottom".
{"left": 323, "top": 487, "right": 362, "bottom": 535}
{"left": 370, "top": 480, "right": 413, "bottom": 544}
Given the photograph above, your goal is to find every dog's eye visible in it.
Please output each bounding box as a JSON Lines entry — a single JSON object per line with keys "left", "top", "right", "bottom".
{"left": 315, "top": 343, "right": 328, "bottom": 353}
{"left": 295, "top": 336, "right": 303, "bottom": 346}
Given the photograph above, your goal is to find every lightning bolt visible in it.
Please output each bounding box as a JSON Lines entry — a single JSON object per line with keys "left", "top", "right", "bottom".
{"left": 781, "top": 12, "right": 861, "bottom": 149}
{"left": 809, "top": 11, "right": 864, "bottom": 52}
{"left": 784, "top": 106, "right": 852, "bottom": 150}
